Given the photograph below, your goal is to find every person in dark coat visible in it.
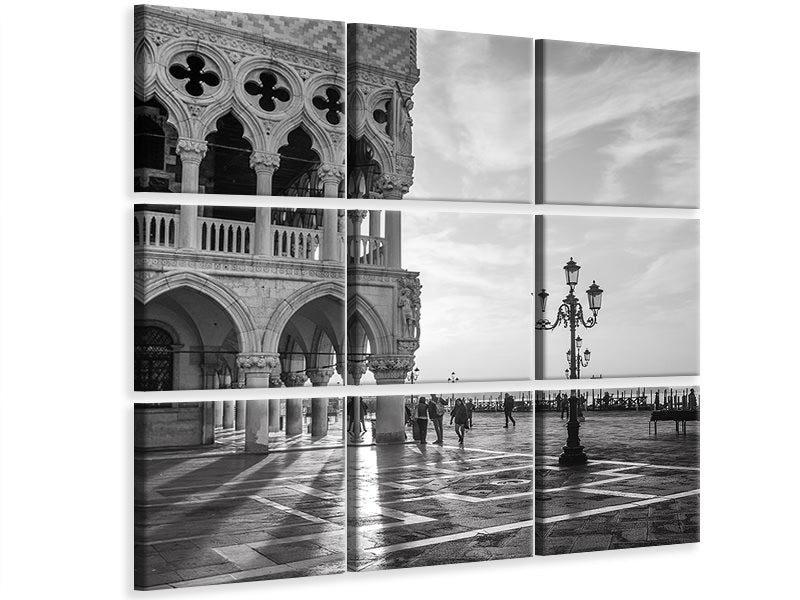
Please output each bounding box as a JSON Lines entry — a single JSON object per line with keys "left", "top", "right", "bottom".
{"left": 465, "top": 399, "right": 475, "bottom": 428}
{"left": 428, "top": 395, "right": 444, "bottom": 444}
{"left": 450, "top": 398, "right": 469, "bottom": 445}
{"left": 503, "top": 393, "right": 516, "bottom": 428}
{"left": 416, "top": 397, "right": 429, "bottom": 444}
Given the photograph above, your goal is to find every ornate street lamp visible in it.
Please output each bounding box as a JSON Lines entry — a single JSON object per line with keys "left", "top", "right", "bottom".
{"left": 536, "top": 257, "right": 604, "bottom": 466}
{"left": 406, "top": 367, "right": 420, "bottom": 402}
{"left": 448, "top": 371, "right": 459, "bottom": 401}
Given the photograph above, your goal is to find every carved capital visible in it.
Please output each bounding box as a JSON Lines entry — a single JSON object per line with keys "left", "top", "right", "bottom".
{"left": 306, "top": 367, "right": 335, "bottom": 387}
{"left": 236, "top": 353, "right": 279, "bottom": 371}
{"left": 281, "top": 372, "right": 309, "bottom": 387}
{"left": 378, "top": 173, "right": 413, "bottom": 198}
{"left": 347, "top": 361, "right": 368, "bottom": 385}
{"left": 249, "top": 151, "right": 282, "bottom": 172}
{"left": 318, "top": 162, "right": 345, "bottom": 184}
{"left": 176, "top": 138, "right": 208, "bottom": 163}
{"left": 348, "top": 209, "right": 369, "bottom": 228}
{"left": 368, "top": 355, "right": 415, "bottom": 383}
{"left": 269, "top": 373, "right": 284, "bottom": 388}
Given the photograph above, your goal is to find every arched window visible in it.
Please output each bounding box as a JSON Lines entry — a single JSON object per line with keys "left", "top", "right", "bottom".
{"left": 134, "top": 326, "right": 174, "bottom": 391}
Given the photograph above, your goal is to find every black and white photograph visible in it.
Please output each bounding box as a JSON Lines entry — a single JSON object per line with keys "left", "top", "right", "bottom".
{"left": 134, "top": 204, "right": 345, "bottom": 391}
{"left": 134, "top": 5, "right": 345, "bottom": 196}
{"left": 535, "top": 385, "right": 699, "bottom": 555}
{"left": 346, "top": 392, "right": 533, "bottom": 571}
{"left": 535, "top": 215, "right": 699, "bottom": 379}
{"left": 536, "top": 40, "right": 699, "bottom": 208}
{"left": 134, "top": 399, "right": 346, "bottom": 589}
{"left": 346, "top": 210, "right": 533, "bottom": 386}
{"left": 347, "top": 24, "right": 533, "bottom": 203}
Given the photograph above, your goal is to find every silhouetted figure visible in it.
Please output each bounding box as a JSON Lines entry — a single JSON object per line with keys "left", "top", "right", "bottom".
{"left": 503, "top": 393, "right": 516, "bottom": 428}
{"left": 451, "top": 398, "right": 468, "bottom": 445}
{"left": 465, "top": 399, "right": 475, "bottom": 428}
{"left": 416, "top": 397, "right": 429, "bottom": 444}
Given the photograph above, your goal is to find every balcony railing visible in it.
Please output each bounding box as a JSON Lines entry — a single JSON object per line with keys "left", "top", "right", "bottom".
{"left": 273, "top": 225, "right": 322, "bottom": 261}
{"left": 348, "top": 235, "right": 386, "bottom": 266}
{"left": 134, "top": 211, "right": 178, "bottom": 248}
{"left": 199, "top": 217, "right": 252, "bottom": 255}
{"left": 135, "top": 211, "right": 325, "bottom": 262}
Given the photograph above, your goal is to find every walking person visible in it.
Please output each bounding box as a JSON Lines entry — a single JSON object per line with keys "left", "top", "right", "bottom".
{"left": 557, "top": 393, "right": 567, "bottom": 419}
{"left": 429, "top": 395, "right": 444, "bottom": 444}
{"left": 465, "top": 398, "right": 475, "bottom": 429}
{"left": 450, "top": 398, "right": 468, "bottom": 445}
{"left": 688, "top": 388, "right": 698, "bottom": 410}
{"left": 416, "top": 397, "right": 429, "bottom": 444}
{"left": 359, "top": 398, "right": 368, "bottom": 434}
{"left": 503, "top": 393, "right": 516, "bottom": 428}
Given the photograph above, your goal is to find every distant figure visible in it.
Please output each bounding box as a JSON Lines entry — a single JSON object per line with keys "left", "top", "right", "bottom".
{"left": 465, "top": 399, "right": 475, "bottom": 428}
{"left": 347, "top": 397, "right": 354, "bottom": 434}
{"left": 450, "top": 398, "right": 469, "bottom": 445}
{"left": 688, "top": 388, "right": 698, "bottom": 410}
{"left": 405, "top": 403, "right": 417, "bottom": 440}
{"left": 503, "top": 393, "right": 516, "bottom": 428}
{"left": 602, "top": 392, "right": 611, "bottom": 411}
{"left": 654, "top": 390, "right": 660, "bottom": 410}
{"left": 558, "top": 393, "right": 567, "bottom": 419}
{"left": 428, "top": 395, "right": 444, "bottom": 445}
{"left": 416, "top": 397, "right": 429, "bottom": 444}
{"left": 359, "top": 398, "right": 367, "bottom": 433}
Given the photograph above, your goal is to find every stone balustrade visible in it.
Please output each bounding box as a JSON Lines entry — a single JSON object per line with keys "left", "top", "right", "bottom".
{"left": 134, "top": 211, "right": 178, "bottom": 248}
{"left": 348, "top": 234, "right": 387, "bottom": 266}
{"left": 199, "top": 217, "right": 253, "bottom": 255}
{"left": 272, "top": 225, "right": 322, "bottom": 261}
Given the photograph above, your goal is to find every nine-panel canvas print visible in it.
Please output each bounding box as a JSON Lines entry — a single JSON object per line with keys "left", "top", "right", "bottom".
{"left": 132, "top": 5, "right": 700, "bottom": 590}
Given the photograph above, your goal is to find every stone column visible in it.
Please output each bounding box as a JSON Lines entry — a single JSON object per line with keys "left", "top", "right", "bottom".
{"left": 307, "top": 367, "right": 334, "bottom": 437}
{"left": 281, "top": 372, "right": 308, "bottom": 435}
{"left": 214, "top": 401, "right": 223, "bottom": 427}
{"left": 319, "top": 164, "right": 345, "bottom": 261}
{"left": 245, "top": 400, "right": 270, "bottom": 454}
{"left": 235, "top": 400, "right": 246, "bottom": 430}
{"left": 176, "top": 138, "right": 207, "bottom": 195}
{"left": 369, "top": 210, "right": 381, "bottom": 236}
{"left": 268, "top": 400, "right": 281, "bottom": 432}
{"left": 178, "top": 205, "right": 199, "bottom": 250}
{"left": 236, "top": 353, "right": 279, "bottom": 390}
{"left": 379, "top": 174, "right": 411, "bottom": 269}
{"left": 222, "top": 400, "right": 235, "bottom": 429}
{"left": 369, "top": 355, "right": 415, "bottom": 443}
{"left": 250, "top": 152, "right": 281, "bottom": 255}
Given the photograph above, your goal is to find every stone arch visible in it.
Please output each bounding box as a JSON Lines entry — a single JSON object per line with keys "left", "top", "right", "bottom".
{"left": 268, "top": 110, "right": 335, "bottom": 164}
{"left": 136, "top": 270, "right": 259, "bottom": 353}
{"left": 261, "top": 280, "right": 345, "bottom": 354}
{"left": 347, "top": 294, "right": 392, "bottom": 356}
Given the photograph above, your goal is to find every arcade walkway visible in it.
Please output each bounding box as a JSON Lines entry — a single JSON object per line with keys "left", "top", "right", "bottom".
{"left": 348, "top": 412, "right": 533, "bottom": 570}
{"left": 535, "top": 411, "right": 700, "bottom": 554}
{"left": 134, "top": 445, "right": 345, "bottom": 589}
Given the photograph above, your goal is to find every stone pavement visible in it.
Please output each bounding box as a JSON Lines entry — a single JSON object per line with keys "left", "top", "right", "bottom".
{"left": 134, "top": 446, "right": 345, "bottom": 589}
{"left": 535, "top": 411, "right": 699, "bottom": 555}
{"left": 348, "top": 411, "right": 533, "bottom": 571}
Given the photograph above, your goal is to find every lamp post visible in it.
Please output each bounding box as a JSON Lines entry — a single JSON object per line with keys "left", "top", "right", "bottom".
{"left": 448, "top": 371, "right": 459, "bottom": 402}
{"left": 406, "top": 367, "right": 420, "bottom": 402}
{"left": 536, "top": 257, "right": 603, "bottom": 466}
{"left": 566, "top": 336, "right": 591, "bottom": 378}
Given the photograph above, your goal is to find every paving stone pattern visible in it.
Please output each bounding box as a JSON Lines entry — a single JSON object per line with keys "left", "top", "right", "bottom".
{"left": 535, "top": 411, "right": 699, "bottom": 555}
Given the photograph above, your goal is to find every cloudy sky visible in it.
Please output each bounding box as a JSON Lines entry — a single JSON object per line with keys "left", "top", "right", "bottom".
{"left": 541, "top": 40, "right": 699, "bottom": 208}
{"left": 538, "top": 216, "right": 698, "bottom": 378}
{"left": 358, "top": 211, "right": 533, "bottom": 384}
{"left": 405, "top": 29, "right": 533, "bottom": 203}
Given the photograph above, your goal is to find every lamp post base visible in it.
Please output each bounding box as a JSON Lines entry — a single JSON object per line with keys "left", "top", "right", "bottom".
{"left": 559, "top": 445, "right": 588, "bottom": 465}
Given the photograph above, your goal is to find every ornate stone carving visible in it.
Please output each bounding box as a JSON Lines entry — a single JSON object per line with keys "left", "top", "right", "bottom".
{"left": 281, "top": 372, "right": 309, "bottom": 387}
{"left": 397, "top": 339, "right": 420, "bottom": 355}
{"left": 176, "top": 138, "right": 208, "bottom": 162}
{"left": 348, "top": 210, "right": 368, "bottom": 228}
{"left": 378, "top": 173, "right": 413, "bottom": 197}
{"left": 317, "top": 163, "right": 345, "bottom": 184}
{"left": 306, "top": 367, "right": 335, "bottom": 386}
{"left": 269, "top": 374, "right": 283, "bottom": 388}
{"left": 249, "top": 151, "right": 282, "bottom": 172}
{"left": 187, "top": 104, "right": 204, "bottom": 118}
{"left": 368, "top": 355, "right": 415, "bottom": 383}
{"left": 347, "top": 361, "right": 368, "bottom": 385}
{"left": 398, "top": 273, "right": 422, "bottom": 340}
{"left": 236, "top": 353, "right": 279, "bottom": 371}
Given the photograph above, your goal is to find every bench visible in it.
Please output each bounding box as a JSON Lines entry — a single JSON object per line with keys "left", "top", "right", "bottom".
{"left": 649, "top": 409, "right": 699, "bottom": 434}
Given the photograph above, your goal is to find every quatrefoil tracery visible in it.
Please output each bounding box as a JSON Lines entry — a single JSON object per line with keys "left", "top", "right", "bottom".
{"left": 244, "top": 72, "right": 290, "bottom": 112}
{"left": 312, "top": 87, "right": 345, "bottom": 125}
{"left": 168, "top": 55, "right": 220, "bottom": 97}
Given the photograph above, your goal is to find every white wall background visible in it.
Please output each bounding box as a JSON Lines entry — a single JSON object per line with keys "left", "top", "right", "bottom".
{"left": 1, "top": 0, "right": 798, "bottom": 598}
